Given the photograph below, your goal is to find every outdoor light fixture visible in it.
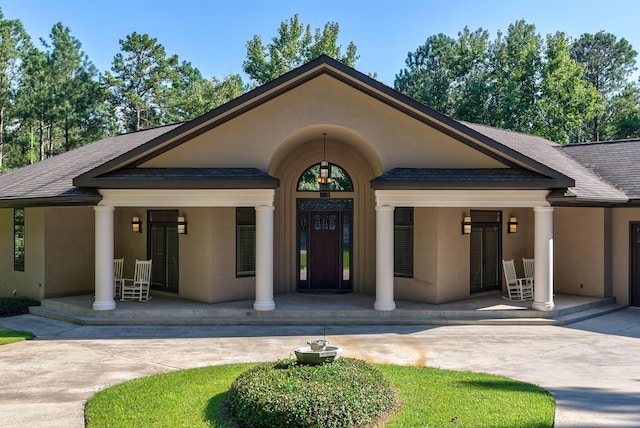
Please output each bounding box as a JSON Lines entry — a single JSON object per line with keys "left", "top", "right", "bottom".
{"left": 317, "top": 133, "right": 332, "bottom": 185}
{"left": 177, "top": 216, "right": 187, "bottom": 235}
{"left": 462, "top": 215, "right": 472, "bottom": 235}
{"left": 131, "top": 216, "right": 142, "bottom": 233}
{"left": 508, "top": 216, "right": 518, "bottom": 234}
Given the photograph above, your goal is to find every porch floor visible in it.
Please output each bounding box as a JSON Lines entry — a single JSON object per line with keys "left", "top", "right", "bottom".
{"left": 30, "top": 292, "right": 627, "bottom": 326}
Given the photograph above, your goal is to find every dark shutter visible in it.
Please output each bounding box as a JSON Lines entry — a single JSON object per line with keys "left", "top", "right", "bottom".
{"left": 236, "top": 208, "right": 256, "bottom": 277}
{"left": 394, "top": 207, "right": 414, "bottom": 277}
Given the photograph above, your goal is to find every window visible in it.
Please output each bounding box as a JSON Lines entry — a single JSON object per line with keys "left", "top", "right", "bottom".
{"left": 14, "top": 208, "right": 24, "bottom": 271}
{"left": 236, "top": 207, "right": 256, "bottom": 277}
{"left": 297, "top": 163, "right": 354, "bottom": 191}
{"left": 394, "top": 207, "right": 413, "bottom": 277}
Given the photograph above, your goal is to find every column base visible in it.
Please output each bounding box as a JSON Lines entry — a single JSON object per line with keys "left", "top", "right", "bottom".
{"left": 253, "top": 300, "right": 276, "bottom": 311}
{"left": 93, "top": 299, "right": 116, "bottom": 311}
{"left": 374, "top": 300, "right": 396, "bottom": 311}
{"left": 532, "top": 300, "right": 555, "bottom": 311}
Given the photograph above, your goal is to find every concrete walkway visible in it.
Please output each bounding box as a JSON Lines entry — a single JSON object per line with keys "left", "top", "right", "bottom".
{"left": 1, "top": 308, "right": 639, "bottom": 427}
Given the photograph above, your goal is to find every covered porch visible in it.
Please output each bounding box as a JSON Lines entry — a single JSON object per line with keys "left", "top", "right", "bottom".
{"left": 31, "top": 292, "right": 624, "bottom": 326}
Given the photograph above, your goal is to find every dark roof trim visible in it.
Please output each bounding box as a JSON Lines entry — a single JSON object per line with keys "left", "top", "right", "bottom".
{"left": 371, "top": 168, "right": 565, "bottom": 190}
{"left": 76, "top": 167, "right": 279, "bottom": 189}
{"left": 74, "top": 55, "right": 573, "bottom": 188}
{"left": 0, "top": 194, "right": 101, "bottom": 208}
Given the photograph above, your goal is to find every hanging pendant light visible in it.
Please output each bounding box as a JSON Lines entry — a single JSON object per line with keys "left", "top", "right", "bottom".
{"left": 317, "top": 133, "right": 332, "bottom": 185}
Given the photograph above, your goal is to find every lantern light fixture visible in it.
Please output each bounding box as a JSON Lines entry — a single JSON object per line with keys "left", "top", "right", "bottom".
{"left": 317, "top": 133, "right": 332, "bottom": 185}
{"left": 508, "top": 216, "right": 518, "bottom": 234}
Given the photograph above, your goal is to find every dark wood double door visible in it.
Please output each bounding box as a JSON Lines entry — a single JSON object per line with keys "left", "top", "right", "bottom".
{"left": 297, "top": 199, "right": 352, "bottom": 292}
{"left": 148, "top": 210, "right": 179, "bottom": 293}
{"left": 470, "top": 211, "right": 502, "bottom": 294}
{"left": 630, "top": 223, "right": 640, "bottom": 306}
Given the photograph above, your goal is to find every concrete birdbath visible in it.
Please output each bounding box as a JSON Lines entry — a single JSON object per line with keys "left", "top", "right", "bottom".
{"left": 295, "top": 339, "right": 342, "bottom": 364}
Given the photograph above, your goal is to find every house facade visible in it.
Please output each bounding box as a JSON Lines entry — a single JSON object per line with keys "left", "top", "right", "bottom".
{"left": 1, "top": 56, "right": 639, "bottom": 313}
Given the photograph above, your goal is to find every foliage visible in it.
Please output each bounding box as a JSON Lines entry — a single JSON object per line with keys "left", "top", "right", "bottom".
{"left": 225, "top": 358, "right": 396, "bottom": 428}
{"left": 394, "top": 20, "right": 639, "bottom": 144}
{"left": 571, "top": 31, "right": 638, "bottom": 141}
{"left": 0, "top": 296, "right": 40, "bottom": 317}
{"left": 0, "top": 328, "right": 34, "bottom": 345}
{"left": 243, "top": 14, "right": 358, "bottom": 85}
{"left": 85, "top": 362, "right": 555, "bottom": 427}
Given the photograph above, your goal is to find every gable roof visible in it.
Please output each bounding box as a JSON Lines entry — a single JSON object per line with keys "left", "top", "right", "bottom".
{"left": 73, "top": 55, "right": 573, "bottom": 190}
{"left": 560, "top": 139, "right": 640, "bottom": 202}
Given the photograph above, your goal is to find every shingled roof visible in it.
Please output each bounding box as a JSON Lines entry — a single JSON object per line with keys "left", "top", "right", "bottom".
{"left": 0, "top": 124, "right": 181, "bottom": 207}
{"left": 560, "top": 139, "right": 640, "bottom": 201}
{"left": 463, "top": 123, "right": 628, "bottom": 204}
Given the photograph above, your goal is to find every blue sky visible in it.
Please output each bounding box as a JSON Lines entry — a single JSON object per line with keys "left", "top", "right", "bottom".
{"left": 2, "top": 0, "right": 639, "bottom": 86}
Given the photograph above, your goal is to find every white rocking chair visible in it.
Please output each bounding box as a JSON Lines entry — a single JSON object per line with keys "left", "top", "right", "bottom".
{"left": 113, "top": 258, "right": 124, "bottom": 298}
{"left": 522, "top": 258, "right": 534, "bottom": 283}
{"left": 502, "top": 259, "right": 533, "bottom": 301}
{"left": 120, "top": 259, "right": 152, "bottom": 302}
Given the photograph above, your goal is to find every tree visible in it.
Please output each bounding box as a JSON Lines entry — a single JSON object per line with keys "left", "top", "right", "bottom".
{"left": 0, "top": 9, "right": 31, "bottom": 170}
{"left": 488, "top": 20, "right": 542, "bottom": 132}
{"left": 605, "top": 82, "right": 640, "bottom": 139}
{"left": 243, "top": 14, "right": 358, "bottom": 85}
{"left": 104, "top": 32, "right": 180, "bottom": 132}
{"left": 535, "top": 32, "right": 600, "bottom": 143}
{"left": 571, "top": 31, "right": 637, "bottom": 140}
{"left": 394, "top": 34, "right": 458, "bottom": 114}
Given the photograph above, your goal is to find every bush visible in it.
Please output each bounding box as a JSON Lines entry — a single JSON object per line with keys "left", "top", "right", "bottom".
{"left": 225, "top": 358, "right": 396, "bottom": 428}
{"left": 0, "top": 297, "right": 40, "bottom": 317}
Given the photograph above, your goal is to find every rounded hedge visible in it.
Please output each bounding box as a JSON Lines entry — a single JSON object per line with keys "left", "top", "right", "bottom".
{"left": 225, "top": 358, "right": 397, "bottom": 428}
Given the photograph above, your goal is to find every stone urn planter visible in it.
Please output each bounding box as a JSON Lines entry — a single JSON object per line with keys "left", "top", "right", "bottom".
{"left": 307, "top": 339, "right": 328, "bottom": 351}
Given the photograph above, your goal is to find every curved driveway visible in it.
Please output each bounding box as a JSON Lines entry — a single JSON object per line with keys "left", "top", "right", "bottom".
{"left": 1, "top": 308, "right": 639, "bottom": 427}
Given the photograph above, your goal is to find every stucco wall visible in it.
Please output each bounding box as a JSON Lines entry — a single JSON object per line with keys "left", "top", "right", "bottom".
{"left": 44, "top": 206, "right": 95, "bottom": 297}
{"left": 554, "top": 207, "right": 608, "bottom": 297}
{"left": 0, "top": 207, "right": 45, "bottom": 299}
{"left": 117, "top": 207, "right": 254, "bottom": 304}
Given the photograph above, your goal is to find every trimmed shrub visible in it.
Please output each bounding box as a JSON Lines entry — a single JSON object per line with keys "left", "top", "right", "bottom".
{"left": 0, "top": 297, "right": 40, "bottom": 317}
{"left": 225, "top": 358, "right": 396, "bottom": 428}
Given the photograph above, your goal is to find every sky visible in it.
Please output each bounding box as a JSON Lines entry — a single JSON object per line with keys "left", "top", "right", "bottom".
{"left": 2, "top": 0, "right": 640, "bottom": 86}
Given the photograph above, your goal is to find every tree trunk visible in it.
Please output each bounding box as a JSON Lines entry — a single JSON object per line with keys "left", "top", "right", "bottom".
{"left": 136, "top": 108, "right": 141, "bottom": 131}
{"left": 39, "top": 120, "right": 45, "bottom": 161}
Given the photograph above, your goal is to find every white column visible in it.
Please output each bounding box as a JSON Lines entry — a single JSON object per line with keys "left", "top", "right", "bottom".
{"left": 93, "top": 205, "right": 116, "bottom": 311}
{"left": 533, "top": 206, "right": 555, "bottom": 311}
{"left": 254, "top": 205, "right": 275, "bottom": 311}
{"left": 375, "top": 205, "right": 396, "bottom": 311}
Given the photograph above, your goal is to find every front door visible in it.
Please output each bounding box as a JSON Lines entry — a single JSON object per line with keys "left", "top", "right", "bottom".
{"left": 297, "top": 199, "right": 352, "bottom": 292}
{"left": 470, "top": 210, "right": 502, "bottom": 294}
{"left": 148, "top": 210, "right": 179, "bottom": 293}
{"left": 630, "top": 223, "right": 640, "bottom": 306}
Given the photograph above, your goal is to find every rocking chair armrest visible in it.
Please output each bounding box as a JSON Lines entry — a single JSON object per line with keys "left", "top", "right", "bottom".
{"left": 120, "top": 278, "right": 134, "bottom": 285}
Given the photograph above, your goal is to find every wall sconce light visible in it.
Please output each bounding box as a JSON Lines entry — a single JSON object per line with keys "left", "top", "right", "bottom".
{"left": 131, "top": 216, "right": 142, "bottom": 233}
{"left": 508, "top": 216, "right": 518, "bottom": 234}
{"left": 462, "top": 215, "right": 472, "bottom": 235}
{"left": 177, "top": 216, "right": 187, "bottom": 235}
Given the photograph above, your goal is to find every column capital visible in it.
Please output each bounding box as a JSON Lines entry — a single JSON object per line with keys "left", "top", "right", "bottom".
{"left": 94, "top": 205, "right": 114, "bottom": 212}
{"left": 255, "top": 204, "right": 275, "bottom": 211}
{"left": 375, "top": 204, "right": 395, "bottom": 211}
{"left": 534, "top": 206, "right": 554, "bottom": 213}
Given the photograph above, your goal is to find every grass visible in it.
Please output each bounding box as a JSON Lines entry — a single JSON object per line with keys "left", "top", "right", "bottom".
{"left": 85, "top": 362, "right": 555, "bottom": 427}
{"left": 0, "top": 328, "right": 34, "bottom": 345}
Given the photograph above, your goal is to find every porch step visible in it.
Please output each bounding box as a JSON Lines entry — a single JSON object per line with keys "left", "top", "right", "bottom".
{"left": 30, "top": 296, "right": 627, "bottom": 326}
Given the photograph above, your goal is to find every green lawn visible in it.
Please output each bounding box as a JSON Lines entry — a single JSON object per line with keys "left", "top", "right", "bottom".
{"left": 0, "top": 328, "right": 34, "bottom": 346}
{"left": 85, "top": 362, "right": 555, "bottom": 427}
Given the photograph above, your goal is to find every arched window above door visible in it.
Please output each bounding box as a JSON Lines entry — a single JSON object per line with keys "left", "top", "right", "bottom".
{"left": 297, "top": 163, "right": 354, "bottom": 191}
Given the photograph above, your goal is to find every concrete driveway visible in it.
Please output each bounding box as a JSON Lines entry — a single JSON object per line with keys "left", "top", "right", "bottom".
{"left": 1, "top": 307, "right": 639, "bottom": 427}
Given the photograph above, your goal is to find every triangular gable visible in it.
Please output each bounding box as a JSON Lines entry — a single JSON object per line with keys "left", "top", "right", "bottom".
{"left": 73, "top": 55, "right": 573, "bottom": 190}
